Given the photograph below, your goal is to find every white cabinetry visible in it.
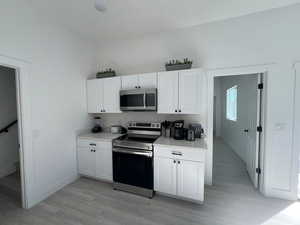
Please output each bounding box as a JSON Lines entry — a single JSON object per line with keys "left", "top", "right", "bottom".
{"left": 154, "top": 157, "right": 177, "bottom": 196}
{"left": 96, "top": 141, "right": 113, "bottom": 181}
{"left": 154, "top": 145, "right": 205, "bottom": 202}
{"left": 121, "top": 73, "right": 157, "bottom": 89}
{"left": 78, "top": 147, "right": 96, "bottom": 177}
{"left": 157, "top": 71, "right": 178, "bottom": 113}
{"left": 87, "top": 77, "right": 121, "bottom": 113}
{"left": 77, "top": 139, "right": 113, "bottom": 181}
{"left": 157, "top": 69, "right": 205, "bottom": 114}
{"left": 177, "top": 160, "right": 204, "bottom": 200}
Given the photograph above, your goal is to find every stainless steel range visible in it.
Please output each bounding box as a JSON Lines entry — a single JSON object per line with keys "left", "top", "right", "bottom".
{"left": 112, "top": 122, "right": 161, "bottom": 198}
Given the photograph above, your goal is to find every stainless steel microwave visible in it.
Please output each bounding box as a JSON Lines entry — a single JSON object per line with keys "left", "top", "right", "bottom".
{"left": 120, "top": 88, "right": 157, "bottom": 111}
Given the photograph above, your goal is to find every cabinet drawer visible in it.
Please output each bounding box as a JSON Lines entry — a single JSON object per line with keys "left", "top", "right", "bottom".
{"left": 154, "top": 146, "right": 205, "bottom": 162}
{"left": 77, "top": 139, "right": 100, "bottom": 148}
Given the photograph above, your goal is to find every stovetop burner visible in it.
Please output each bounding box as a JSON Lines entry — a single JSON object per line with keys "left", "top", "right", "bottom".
{"left": 113, "top": 122, "right": 161, "bottom": 151}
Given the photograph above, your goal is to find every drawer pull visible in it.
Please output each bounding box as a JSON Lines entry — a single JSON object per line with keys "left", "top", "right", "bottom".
{"left": 172, "top": 151, "right": 183, "bottom": 156}
{"left": 89, "top": 143, "right": 96, "bottom": 146}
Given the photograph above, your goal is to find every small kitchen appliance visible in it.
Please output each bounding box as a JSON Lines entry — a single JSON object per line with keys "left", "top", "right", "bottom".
{"left": 186, "top": 129, "right": 195, "bottom": 141}
{"left": 189, "top": 123, "right": 204, "bottom": 138}
{"left": 120, "top": 88, "right": 157, "bottom": 111}
{"left": 91, "top": 116, "right": 102, "bottom": 133}
{"left": 173, "top": 120, "right": 185, "bottom": 140}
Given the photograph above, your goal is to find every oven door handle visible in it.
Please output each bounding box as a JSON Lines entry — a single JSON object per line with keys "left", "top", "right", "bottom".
{"left": 113, "top": 147, "right": 153, "bottom": 157}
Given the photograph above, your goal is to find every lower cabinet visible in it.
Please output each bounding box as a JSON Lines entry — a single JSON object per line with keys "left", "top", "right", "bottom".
{"left": 78, "top": 147, "right": 97, "bottom": 177}
{"left": 154, "top": 146, "right": 205, "bottom": 202}
{"left": 154, "top": 157, "right": 177, "bottom": 196}
{"left": 77, "top": 139, "right": 112, "bottom": 182}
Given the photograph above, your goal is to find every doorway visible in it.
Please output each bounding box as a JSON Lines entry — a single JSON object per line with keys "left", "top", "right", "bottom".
{"left": 0, "top": 65, "right": 22, "bottom": 207}
{"left": 213, "top": 73, "right": 263, "bottom": 189}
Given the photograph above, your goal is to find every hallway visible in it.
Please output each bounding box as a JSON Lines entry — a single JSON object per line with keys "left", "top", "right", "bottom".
{"left": 213, "top": 137, "right": 254, "bottom": 189}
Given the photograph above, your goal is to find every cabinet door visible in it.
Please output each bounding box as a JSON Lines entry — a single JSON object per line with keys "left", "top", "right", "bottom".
{"left": 154, "top": 157, "right": 177, "bottom": 195}
{"left": 87, "top": 79, "right": 102, "bottom": 113}
{"left": 121, "top": 75, "right": 139, "bottom": 89}
{"left": 103, "top": 77, "right": 121, "bottom": 113}
{"left": 157, "top": 71, "right": 179, "bottom": 114}
{"left": 177, "top": 160, "right": 204, "bottom": 201}
{"left": 138, "top": 73, "right": 157, "bottom": 88}
{"left": 96, "top": 141, "right": 113, "bottom": 181}
{"left": 178, "top": 71, "right": 203, "bottom": 114}
{"left": 78, "top": 147, "right": 96, "bottom": 177}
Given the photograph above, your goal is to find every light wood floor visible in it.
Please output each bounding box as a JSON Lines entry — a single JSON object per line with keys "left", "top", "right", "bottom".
{"left": 0, "top": 138, "right": 299, "bottom": 225}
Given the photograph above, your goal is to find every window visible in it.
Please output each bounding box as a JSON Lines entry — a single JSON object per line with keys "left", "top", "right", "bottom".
{"left": 226, "top": 85, "right": 237, "bottom": 121}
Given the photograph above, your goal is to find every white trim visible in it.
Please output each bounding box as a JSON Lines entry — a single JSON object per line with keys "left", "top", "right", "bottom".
{"left": 293, "top": 62, "right": 300, "bottom": 199}
{"left": 0, "top": 54, "right": 33, "bottom": 209}
{"left": 207, "top": 64, "right": 269, "bottom": 192}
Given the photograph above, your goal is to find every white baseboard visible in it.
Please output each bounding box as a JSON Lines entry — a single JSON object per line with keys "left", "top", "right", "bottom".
{"left": 27, "top": 174, "right": 79, "bottom": 209}
{"left": 264, "top": 188, "right": 297, "bottom": 201}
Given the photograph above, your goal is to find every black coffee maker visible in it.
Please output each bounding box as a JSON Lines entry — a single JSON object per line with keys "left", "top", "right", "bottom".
{"left": 173, "top": 120, "right": 185, "bottom": 140}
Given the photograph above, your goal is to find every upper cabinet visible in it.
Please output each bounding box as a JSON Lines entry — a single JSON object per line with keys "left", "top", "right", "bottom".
{"left": 87, "top": 77, "right": 121, "bottom": 113}
{"left": 157, "top": 71, "right": 179, "bottom": 114}
{"left": 121, "top": 73, "right": 157, "bottom": 90}
{"left": 157, "top": 69, "right": 206, "bottom": 114}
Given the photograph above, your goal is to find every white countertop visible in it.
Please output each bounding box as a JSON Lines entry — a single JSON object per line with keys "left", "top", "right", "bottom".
{"left": 78, "top": 132, "right": 124, "bottom": 141}
{"left": 154, "top": 136, "right": 207, "bottom": 150}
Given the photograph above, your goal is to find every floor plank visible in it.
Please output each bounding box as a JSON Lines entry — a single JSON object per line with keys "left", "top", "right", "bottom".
{"left": 0, "top": 138, "right": 299, "bottom": 225}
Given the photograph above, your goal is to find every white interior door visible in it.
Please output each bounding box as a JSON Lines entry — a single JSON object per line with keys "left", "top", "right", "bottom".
{"left": 245, "top": 74, "right": 262, "bottom": 188}
{"left": 103, "top": 77, "right": 121, "bottom": 113}
{"left": 157, "top": 71, "right": 179, "bottom": 113}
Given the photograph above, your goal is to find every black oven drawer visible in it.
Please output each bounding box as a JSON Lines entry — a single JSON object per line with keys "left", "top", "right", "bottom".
{"left": 113, "top": 149, "right": 153, "bottom": 189}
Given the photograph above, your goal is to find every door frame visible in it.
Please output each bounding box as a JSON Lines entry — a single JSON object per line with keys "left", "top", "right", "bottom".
{"left": 293, "top": 62, "right": 300, "bottom": 199}
{"left": 207, "top": 64, "right": 268, "bottom": 193}
{"left": 0, "top": 54, "right": 34, "bottom": 209}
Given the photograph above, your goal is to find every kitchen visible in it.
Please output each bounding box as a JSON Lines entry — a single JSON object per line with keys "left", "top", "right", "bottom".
{"left": 78, "top": 69, "right": 207, "bottom": 203}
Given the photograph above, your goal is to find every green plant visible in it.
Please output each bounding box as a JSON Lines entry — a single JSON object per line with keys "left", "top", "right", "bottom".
{"left": 97, "top": 68, "right": 115, "bottom": 74}
{"left": 165, "top": 58, "right": 193, "bottom": 66}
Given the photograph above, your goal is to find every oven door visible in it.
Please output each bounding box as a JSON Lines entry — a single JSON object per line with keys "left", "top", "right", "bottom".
{"left": 113, "top": 147, "right": 153, "bottom": 190}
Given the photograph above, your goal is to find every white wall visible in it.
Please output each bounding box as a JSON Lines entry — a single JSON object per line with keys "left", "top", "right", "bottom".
{"left": 0, "top": 1, "right": 96, "bottom": 206}
{"left": 96, "top": 5, "right": 300, "bottom": 199}
{"left": 0, "top": 66, "right": 19, "bottom": 178}
{"left": 217, "top": 74, "right": 258, "bottom": 164}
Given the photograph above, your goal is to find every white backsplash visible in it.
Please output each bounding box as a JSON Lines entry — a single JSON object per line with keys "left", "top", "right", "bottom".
{"left": 91, "top": 112, "right": 207, "bottom": 133}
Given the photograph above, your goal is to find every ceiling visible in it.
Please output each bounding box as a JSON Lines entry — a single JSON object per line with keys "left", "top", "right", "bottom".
{"left": 27, "top": 0, "right": 300, "bottom": 42}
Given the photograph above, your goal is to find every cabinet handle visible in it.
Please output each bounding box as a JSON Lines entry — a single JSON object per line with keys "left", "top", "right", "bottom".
{"left": 173, "top": 160, "right": 176, "bottom": 163}
{"left": 179, "top": 109, "right": 181, "bottom": 113}
{"left": 178, "top": 161, "right": 181, "bottom": 164}
{"left": 172, "top": 151, "right": 182, "bottom": 156}
{"left": 175, "top": 109, "right": 177, "bottom": 112}
{"left": 90, "top": 143, "right": 96, "bottom": 146}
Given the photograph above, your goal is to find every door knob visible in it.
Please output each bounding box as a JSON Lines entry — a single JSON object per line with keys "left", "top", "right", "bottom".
{"left": 175, "top": 110, "right": 177, "bottom": 112}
